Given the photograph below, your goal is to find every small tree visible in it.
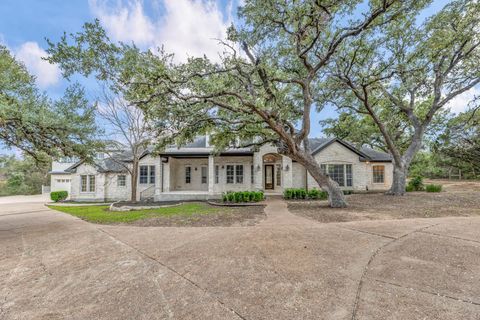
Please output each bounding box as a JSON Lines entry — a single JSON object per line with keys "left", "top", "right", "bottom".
{"left": 96, "top": 88, "right": 152, "bottom": 202}
{"left": 331, "top": 0, "right": 480, "bottom": 195}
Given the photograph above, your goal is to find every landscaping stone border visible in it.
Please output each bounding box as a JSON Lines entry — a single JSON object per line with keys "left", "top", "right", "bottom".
{"left": 207, "top": 200, "right": 265, "bottom": 207}
{"left": 109, "top": 201, "right": 183, "bottom": 212}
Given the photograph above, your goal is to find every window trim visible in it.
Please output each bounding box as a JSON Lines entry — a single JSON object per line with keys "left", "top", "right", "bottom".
{"left": 320, "top": 163, "right": 353, "bottom": 187}
{"left": 215, "top": 165, "right": 219, "bottom": 184}
{"left": 139, "top": 165, "right": 155, "bottom": 184}
{"left": 117, "top": 175, "right": 126, "bottom": 187}
{"left": 372, "top": 165, "right": 385, "bottom": 184}
{"left": 226, "top": 164, "right": 244, "bottom": 184}
{"left": 235, "top": 164, "right": 244, "bottom": 184}
{"left": 201, "top": 166, "right": 208, "bottom": 184}
{"left": 80, "top": 175, "right": 96, "bottom": 193}
{"left": 275, "top": 164, "right": 281, "bottom": 186}
{"left": 251, "top": 165, "right": 254, "bottom": 184}
{"left": 185, "top": 166, "right": 192, "bottom": 184}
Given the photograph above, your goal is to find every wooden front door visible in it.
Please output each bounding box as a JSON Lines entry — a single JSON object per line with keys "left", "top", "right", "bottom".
{"left": 264, "top": 165, "right": 274, "bottom": 190}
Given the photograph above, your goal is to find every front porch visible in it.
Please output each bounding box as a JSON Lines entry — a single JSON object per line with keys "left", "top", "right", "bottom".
{"left": 153, "top": 146, "right": 294, "bottom": 201}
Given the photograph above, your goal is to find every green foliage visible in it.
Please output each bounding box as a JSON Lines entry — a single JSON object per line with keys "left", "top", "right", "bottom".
{"left": 0, "top": 46, "right": 101, "bottom": 161}
{"left": 0, "top": 155, "right": 51, "bottom": 196}
{"left": 405, "top": 185, "right": 415, "bottom": 192}
{"left": 284, "top": 188, "right": 328, "bottom": 200}
{"left": 50, "top": 191, "right": 68, "bottom": 202}
{"left": 222, "top": 191, "right": 264, "bottom": 203}
{"left": 409, "top": 151, "right": 446, "bottom": 179}
{"left": 48, "top": 203, "right": 221, "bottom": 224}
{"left": 330, "top": 0, "right": 480, "bottom": 190}
{"left": 407, "top": 176, "right": 424, "bottom": 192}
{"left": 425, "top": 184, "right": 442, "bottom": 192}
{"left": 433, "top": 108, "right": 480, "bottom": 179}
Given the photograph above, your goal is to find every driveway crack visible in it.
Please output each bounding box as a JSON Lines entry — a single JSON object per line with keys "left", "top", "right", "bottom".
{"left": 97, "top": 228, "right": 248, "bottom": 320}
{"left": 334, "top": 225, "right": 397, "bottom": 240}
{"left": 350, "top": 223, "right": 440, "bottom": 320}
{"left": 372, "top": 278, "right": 480, "bottom": 306}
{"left": 418, "top": 231, "right": 480, "bottom": 245}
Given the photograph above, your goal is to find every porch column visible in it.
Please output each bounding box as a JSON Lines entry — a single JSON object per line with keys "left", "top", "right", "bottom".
{"left": 282, "top": 156, "right": 293, "bottom": 189}
{"left": 253, "top": 152, "right": 263, "bottom": 190}
{"left": 163, "top": 160, "right": 170, "bottom": 192}
{"left": 208, "top": 155, "right": 214, "bottom": 194}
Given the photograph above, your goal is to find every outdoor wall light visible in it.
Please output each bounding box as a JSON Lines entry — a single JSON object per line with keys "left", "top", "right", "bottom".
{"left": 284, "top": 164, "right": 290, "bottom": 171}
{"left": 256, "top": 165, "right": 261, "bottom": 171}
{"left": 195, "top": 167, "right": 197, "bottom": 171}
{"left": 221, "top": 165, "right": 225, "bottom": 169}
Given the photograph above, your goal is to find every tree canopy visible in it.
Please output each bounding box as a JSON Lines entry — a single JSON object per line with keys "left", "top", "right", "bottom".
{"left": 0, "top": 45, "right": 100, "bottom": 161}
{"left": 47, "top": 0, "right": 433, "bottom": 207}
{"left": 330, "top": 0, "right": 480, "bottom": 194}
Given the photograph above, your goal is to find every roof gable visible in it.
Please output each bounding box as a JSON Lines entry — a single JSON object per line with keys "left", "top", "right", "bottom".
{"left": 310, "top": 138, "right": 392, "bottom": 162}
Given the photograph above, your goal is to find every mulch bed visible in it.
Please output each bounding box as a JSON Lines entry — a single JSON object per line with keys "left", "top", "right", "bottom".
{"left": 288, "top": 191, "right": 480, "bottom": 223}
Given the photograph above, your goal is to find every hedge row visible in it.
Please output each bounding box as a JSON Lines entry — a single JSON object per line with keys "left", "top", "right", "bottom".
{"left": 50, "top": 190, "right": 68, "bottom": 202}
{"left": 283, "top": 188, "right": 327, "bottom": 200}
{"left": 222, "top": 191, "right": 264, "bottom": 203}
{"left": 283, "top": 188, "right": 354, "bottom": 200}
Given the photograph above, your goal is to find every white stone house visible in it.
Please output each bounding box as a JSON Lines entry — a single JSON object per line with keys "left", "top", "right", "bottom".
{"left": 50, "top": 137, "right": 393, "bottom": 202}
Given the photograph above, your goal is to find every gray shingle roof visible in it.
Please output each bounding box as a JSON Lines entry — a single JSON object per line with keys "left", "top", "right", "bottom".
{"left": 65, "top": 136, "right": 391, "bottom": 173}
{"left": 359, "top": 146, "right": 392, "bottom": 162}
{"left": 309, "top": 137, "right": 392, "bottom": 162}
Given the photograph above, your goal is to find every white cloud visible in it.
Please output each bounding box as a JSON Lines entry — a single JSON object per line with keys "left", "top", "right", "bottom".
{"left": 89, "top": 0, "right": 156, "bottom": 46}
{"left": 446, "top": 86, "right": 480, "bottom": 114}
{"left": 15, "top": 42, "right": 61, "bottom": 88}
{"left": 89, "top": 0, "right": 232, "bottom": 62}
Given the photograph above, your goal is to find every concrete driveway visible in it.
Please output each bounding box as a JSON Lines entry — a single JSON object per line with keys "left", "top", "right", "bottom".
{"left": 1, "top": 197, "right": 479, "bottom": 319}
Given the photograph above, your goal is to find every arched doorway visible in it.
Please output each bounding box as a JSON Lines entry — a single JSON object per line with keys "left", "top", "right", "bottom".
{"left": 262, "top": 153, "right": 282, "bottom": 190}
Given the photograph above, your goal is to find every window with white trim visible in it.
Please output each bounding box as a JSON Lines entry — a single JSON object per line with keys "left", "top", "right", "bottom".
{"left": 226, "top": 165, "right": 234, "bottom": 184}
{"left": 185, "top": 166, "right": 191, "bottom": 184}
{"left": 201, "top": 166, "right": 208, "bottom": 184}
{"left": 251, "top": 165, "right": 254, "bottom": 184}
{"left": 139, "top": 165, "right": 155, "bottom": 184}
{"left": 276, "top": 164, "right": 281, "bottom": 186}
{"left": 117, "top": 175, "right": 126, "bottom": 187}
{"left": 215, "top": 165, "right": 219, "bottom": 184}
{"left": 372, "top": 165, "right": 385, "bottom": 183}
{"left": 226, "top": 164, "right": 244, "bottom": 184}
{"left": 80, "top": 175, "right": 95, "bottom": 192}
{"left": 320, "top": 164, "right": 353, "bottom": 187}
{"left": 236, "top": 165, "right": 244, "bottom": 183}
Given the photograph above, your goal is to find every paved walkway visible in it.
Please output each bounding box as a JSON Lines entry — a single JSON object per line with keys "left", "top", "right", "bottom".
{"left": 1, "top": 196, "right": 480, "bottom": 319}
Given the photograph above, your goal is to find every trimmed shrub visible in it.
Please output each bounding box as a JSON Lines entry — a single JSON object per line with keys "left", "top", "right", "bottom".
{"left": 284, "top": 188, "right": 328, "bottom": 200}
{"left": 343, "top": 190, "right": 354, "bottom": 195}
{"left": 222, "top": 191, "right": 264, "bottom": 203}
{"left": 307, "top": 188, "right": 320, "bottom": 199}
{"left": 405, "top": 185, "right": 415, "bottom": 192}
{"left": 50, "top": 190, "right": 68, "bottom": 202}
{"left": 407, "top": 175, "right": 424, "bottom": 191}
{"left": 425, "top": 184, "right": 442, "bottom": 192}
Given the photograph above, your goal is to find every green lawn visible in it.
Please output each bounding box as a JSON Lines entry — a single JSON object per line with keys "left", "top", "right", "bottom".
{"left": 48, "top": 203, "right": 221, "bottom": 223}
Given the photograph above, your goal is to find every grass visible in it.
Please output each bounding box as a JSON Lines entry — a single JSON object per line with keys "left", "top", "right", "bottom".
{"left": 48, "top": 202, "right": 221, "bottom": 224}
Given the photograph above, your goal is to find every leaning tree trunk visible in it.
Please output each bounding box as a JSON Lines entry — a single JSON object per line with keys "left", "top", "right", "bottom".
{"left": 297, "top": 153, "right": 347, "bottom": 208}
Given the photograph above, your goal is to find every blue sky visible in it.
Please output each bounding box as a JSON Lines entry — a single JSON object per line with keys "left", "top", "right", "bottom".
{"left": 0, "top": 0, "right": 471, "bottom": 156}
